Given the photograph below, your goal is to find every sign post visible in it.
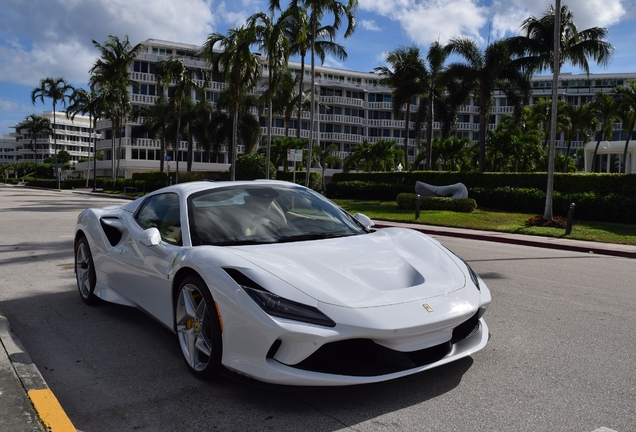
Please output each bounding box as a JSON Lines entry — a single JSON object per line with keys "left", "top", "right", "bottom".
{"left": 166, "top": 156, "right": 171, "bottom": 186}
{"left": 287, "top": 149, "right": 303, "bottom": 184}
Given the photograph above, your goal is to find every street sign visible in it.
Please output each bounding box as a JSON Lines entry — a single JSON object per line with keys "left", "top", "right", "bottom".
{"left": 166, "top": 156, "right": 171, "bottom": 162}
{"left": 287, "top": 149, "right": 303, "bottom": 162}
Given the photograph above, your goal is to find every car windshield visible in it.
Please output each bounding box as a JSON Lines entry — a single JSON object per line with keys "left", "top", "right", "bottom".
{"left": 188, "top": 184, "right": 367, "bottom": 246}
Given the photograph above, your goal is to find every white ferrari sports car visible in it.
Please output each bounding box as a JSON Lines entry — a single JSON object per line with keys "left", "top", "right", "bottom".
{"left": 74, "top": 180, "right": 491, "bottom": 386}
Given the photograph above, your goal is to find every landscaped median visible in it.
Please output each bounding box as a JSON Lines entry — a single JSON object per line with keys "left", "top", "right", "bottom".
{"left": 334, "top": 199, "right": 636, "bottom": 246}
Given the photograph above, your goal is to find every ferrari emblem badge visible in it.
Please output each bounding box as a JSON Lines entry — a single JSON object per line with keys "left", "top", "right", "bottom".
{"left": 423, "top": 304, "right": 433, "bottom": 312}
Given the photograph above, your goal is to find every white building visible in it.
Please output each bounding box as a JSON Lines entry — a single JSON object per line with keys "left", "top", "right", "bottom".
{"left": 0, "top": 134, "right": 18, "bottom": 165}
{"left": 72, "top": 39, "right": 636, "bottom": 177}
{"left": 8, "top": 111, "right": 96, "bottom": 166}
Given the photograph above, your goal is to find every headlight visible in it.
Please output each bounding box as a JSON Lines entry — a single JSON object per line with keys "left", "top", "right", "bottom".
{"left": 242, "top": 286, "right": 336, "bottom": 328}
{"left": 462, "top": 259, "right": 481, "bottom": 291}
{"left": 443, "top": 248, "right": 481, "bottom": 291}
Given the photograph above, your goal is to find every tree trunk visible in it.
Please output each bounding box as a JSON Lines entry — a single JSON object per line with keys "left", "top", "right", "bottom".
{"left": 426, "top": 91, "right": 434, "bottom": 170}
{"left": 296, "top": 53, "right": 306, "bottom": 141}
{"left": 543, "top": 0, "right": 560, "bottom": 222}
{"left": 175, "top": 103, "right": 182, "bottom": 183}
{"left": 231, "top": 107, "right": 238, "bottom": 181}
{"left": 478, "top": 101, "right": 487, "bottom": 173}
{"left": 306, "top": 27, "right": 316, "bottom": 188}
{"left": 403, "top": 104, "right": 410, "bottom": 171}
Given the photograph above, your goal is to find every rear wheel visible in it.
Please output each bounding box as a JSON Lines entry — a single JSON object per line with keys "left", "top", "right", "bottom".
{"left": 75, "top": 236, "right": 100, "bottom": 305}
{"left": 175, "top": 275, "right": 222, "bottom": 379}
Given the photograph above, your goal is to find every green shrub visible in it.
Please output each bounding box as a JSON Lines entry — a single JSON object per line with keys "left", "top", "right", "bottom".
{"left": 326, "top": 181, "right": 411, "bottom": 200}
{"left": 331, "top": 171, "right": 636, "bottom": 197}
{"left": 234, "top": 154, "right": 276, "bottom": 180}
{"left": 396, "top": 193, "right": 477, "bottom": 212}
{"left": 468, "top": 187, "right": 636, "bottom": 224}
{"left": 276, "top": 171, "right": 322, "bottom": 192}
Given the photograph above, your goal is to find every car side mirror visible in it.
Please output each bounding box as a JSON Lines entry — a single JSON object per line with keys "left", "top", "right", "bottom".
{"left": 353, "top": 213, "right": 374, "bottom": 230}
{"left": 139, "top": 227, "right": 162, "bottom": 247}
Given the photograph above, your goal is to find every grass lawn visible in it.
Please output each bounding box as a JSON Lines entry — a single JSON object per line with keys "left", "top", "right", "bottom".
{"left": 333, "top": 199, "right": 636, "bottom": 246}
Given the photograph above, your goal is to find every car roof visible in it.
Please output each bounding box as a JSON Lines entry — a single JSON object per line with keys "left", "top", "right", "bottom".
{"left": 121, "top": 180, "right": 299, "bottom": 213}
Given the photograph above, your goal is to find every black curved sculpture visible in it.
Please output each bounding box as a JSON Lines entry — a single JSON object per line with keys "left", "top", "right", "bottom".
{"left": 415, "top": 181, "right": 468, "bottom": 199}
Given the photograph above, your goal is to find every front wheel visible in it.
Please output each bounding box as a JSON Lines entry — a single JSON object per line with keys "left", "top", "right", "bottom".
{"left": 75, "top": 236, "right": 100, "bottom": 305}
{"left": 174, "top": 275, "right": 223, "bottom": 379}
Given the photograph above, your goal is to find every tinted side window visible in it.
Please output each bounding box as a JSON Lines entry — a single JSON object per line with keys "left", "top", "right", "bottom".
{"left": 136, "top": 193, "right": 182, "bottom": 245}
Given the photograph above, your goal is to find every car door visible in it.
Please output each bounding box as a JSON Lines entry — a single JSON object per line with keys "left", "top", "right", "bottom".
{"left": 110, "top": 192, "right": 183, "bottom": 328}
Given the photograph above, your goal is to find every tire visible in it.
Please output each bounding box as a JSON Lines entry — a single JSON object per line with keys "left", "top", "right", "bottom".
{"left": 75, "top": 236, "right": 100, "bottom": 305}
{"left": 174, "top": 275, "right": 223, "bottom": 379}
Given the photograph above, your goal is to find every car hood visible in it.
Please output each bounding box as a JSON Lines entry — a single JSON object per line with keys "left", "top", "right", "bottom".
{"left": 227, "top": 228, "right": 466, "bottom": 308}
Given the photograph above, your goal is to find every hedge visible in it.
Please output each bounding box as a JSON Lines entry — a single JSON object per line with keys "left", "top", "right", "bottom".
{"left": 331, "top": 171, "right": 636, "bottom": 197}
{"left": 276, "top": 171, "right": 322, "bottom": 192}
{"left": 396, "top": 193, "right": 477, "bottom": 212}
{"left": 469, "top": 187, "right": 636, "bottom": 224}
{"left": 326, "top": 181, "right": 410, "bottom": 200}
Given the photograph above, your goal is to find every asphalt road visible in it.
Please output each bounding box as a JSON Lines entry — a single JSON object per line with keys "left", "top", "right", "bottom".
{"left": 0, "top": 187, "right": 634, "bottom": 432}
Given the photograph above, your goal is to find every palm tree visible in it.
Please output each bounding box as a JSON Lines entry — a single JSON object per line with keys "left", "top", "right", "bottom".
{"left": 435, "top": 136, "right": 471, "bottom": 171}
{"left": 248, "top": 11, "right": 291, "bottom": 179}
{"left": 590, "top": 91, "right": 618, "bottom": 172}
{"left": 510, "top": 4, "right": 614, "bottom": 76}
{"left": 67, "top": 87, "right": 103, "bottom": 187}
{"left": 155, "top": 56, "right": 209, "bottom": 181}
{"left": 21, "top": 114, "right": 53, "bottom": 180}
{"left": 421, "top": 42, "right": 450, "bottom": 169}
{"left": 271, "top": 4, "right": 349, "bottom": 144}
{"left": 203, "top": 26, "right": 263, "bottom": 181}
{"left": 271, "top": 0, "right": 358, "bottom": 186}
{"left": 210, "top": 91, "right": 263, "bottom": 158}
{"left": 613, "top": 82, "right": 636, "bottom": 173}
{"left": 271, "top": 70, "right": 302, "bottom": 137}
{"left": 343, "top": 139, "right": 373, "bottom": 172}
{"left": 314, "top": 143, "right": 341, "bottom": 190}
{"left": 508, "top": 2, "right": 614, "bottom": 219}
{"left": 561, "top": 102, "right": 598, "bottom": 172}
{"left": 89, "top": 35, "right": 143, "bottom": 186}
{"left": 30, "top": 77, "right": 75, "bottom": 189}
{"left": 132, "top": 95, "right": 173, "bottom": 172}
{"left": 374, "top": 46, "right": 426, "bottom": 171}
{"left": 446, "top": 37, "right": 530, "bottom": 172}
{"left": 188, "top": 98, "right": 216, "bottom": 170}
{"left": 527, "top": 97, "right": 570, "bottom": 154}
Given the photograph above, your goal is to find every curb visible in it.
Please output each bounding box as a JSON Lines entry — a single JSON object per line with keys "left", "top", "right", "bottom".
{"left": 0, "top": 312, "right": 76, "bottom": 432}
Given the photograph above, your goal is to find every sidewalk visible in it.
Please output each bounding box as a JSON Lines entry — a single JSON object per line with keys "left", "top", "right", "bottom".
{"left": 2, "top": 184, "right": 634, "bottom": 431}
{"left": 0, "top": 311, "right": 75, "bottom": 432}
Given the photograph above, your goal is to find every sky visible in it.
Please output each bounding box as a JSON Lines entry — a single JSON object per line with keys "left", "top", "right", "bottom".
{"left": 1, "top": 0, "right": 636, "bottom": 136}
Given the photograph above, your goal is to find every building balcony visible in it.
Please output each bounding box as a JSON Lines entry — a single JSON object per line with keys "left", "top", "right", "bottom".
{"left": 319, "top": 114, "right": 364, "bottom": 125}
{"left": 319, "top": 96, "right": 364, "bottom": 108}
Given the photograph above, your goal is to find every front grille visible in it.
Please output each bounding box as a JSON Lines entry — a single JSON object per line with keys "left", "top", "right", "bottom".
{"left": 273, "top": 313, "right": 481, "bottom": 377}
{"left": 289, "top": 339, "right": 451, "bottom": 376}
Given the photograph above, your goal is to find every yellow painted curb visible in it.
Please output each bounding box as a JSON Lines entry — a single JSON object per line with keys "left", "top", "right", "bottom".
{"left": 28, "top": 388, "right": 75, "bottom": 432}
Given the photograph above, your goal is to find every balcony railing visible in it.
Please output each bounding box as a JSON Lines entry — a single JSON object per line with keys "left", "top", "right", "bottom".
{"left": 319, "top": 96, "right": 364, "bottom": 107}
{"left": 319, "top": 114, "right": 364, "bottom": 125}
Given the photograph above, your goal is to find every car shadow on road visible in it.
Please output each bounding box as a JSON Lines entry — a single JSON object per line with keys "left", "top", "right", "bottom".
{"left": 1, "top": 289, "right": 475, "bottom": 432}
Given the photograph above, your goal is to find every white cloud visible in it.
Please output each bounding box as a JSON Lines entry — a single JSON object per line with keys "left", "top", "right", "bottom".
{"left": 490, "top": 0, "right": 627, "bottom": 39}
{"left": 0, "top": 0, "right": 216, "bottom": 87}
{"left": 359, "top": 0, "right": 489, "bottom": 45}
{"left": 0, "top": 98, "right": 31, "bottom": 113}
{"left": 361, "top": 19, "right": 381, "bottom": 31}
{"left": 358, "top": 0, "right": 632, "bottom": 49}
{"left": 216, "top": 1, "right": 251, "bottom": 29}
{"left": 322, "top": 55, "right": 346, "bottom": 70}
